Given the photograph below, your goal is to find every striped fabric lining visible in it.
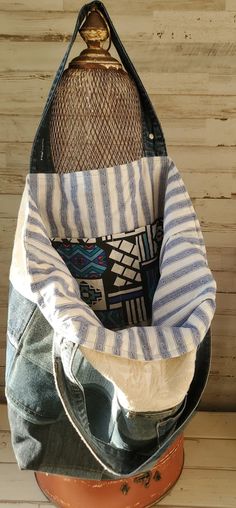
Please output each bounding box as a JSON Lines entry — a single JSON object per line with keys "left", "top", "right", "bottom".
{"left": 13, "top": 156, "right": 216, "bottom": 361}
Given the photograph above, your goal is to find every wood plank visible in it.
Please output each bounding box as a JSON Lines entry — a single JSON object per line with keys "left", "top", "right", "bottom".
{"left": 152, "top": 95, "right": 236, "bottom": 119}
{"left": 144, "top": 72, "right": 236, "bottom": 95}
{"left": 193, "top": 199, "right": 236, "bottom": 231}
{"left": 0, "top": 0, "right": 63, "bottom": 9}
{"left": 0, "top": 195, "right": 20, "bottom": 219}
{"left": 64, "top": 0, "right": 226, "bottom": 13}
{"left": 0, "top": 431, "right": 16, "bottom": 463}
{"left": 0, "top": 344, "right": 6, "bottom": 366}
{"left": 203, "top": 231, "right": 236, "bottom": 248}
{"left": 0, "top": 367, "right": 5, "bottom": 388}
{"left": 0, "top": 0, "right": 223, "bottom": 12}
{"left": 215, "top": 293, "right": 236, "bottom": 316}
{"left": 0, "top": 405, "right": 9, "bottom": 431}
{"left": 122, "top": 42, "right": 236, "bottom": 76}
{"left": 182, "top": 172, "right": 235, "bottom": 198}
{"left": 185, "top": 411, "right": 236, "bottom": 439}
{"left": 0, "top": 72, "right": 51, "bottom": 116}
{"left": 207, "top": 247, "right": 236, "bottom": 272}
{"left": 201, "top": 376, "right": 236, "bottom": 411}
{"left": 164, "top": 118, "right": 236, "bottom": 146}
{"left": 1, "top": 41, "right": 236, "bottom": 74}
{"left": 1, "top": 143, "right": 235, "bottom": 173}
{"left": 0, "top": 219, "right": 17, "bottom": 249}
{"left": 1, "top": 72, "right": 236, "bottom": 117}
{"left": 0, "top": 41, "right": 81, "bottom": 73}
{"left": 0, "top": 389, "right": 6, "bottom": 403}
{"left": 184, "top": 438, "right": 236, "bottom": 470}
{"left": 153, "top": 11, "right": 236, "bottom": 43}
{"left": 0, "top": 288, "right": 9, "bottom": 307}
{"left": 226, "top": 0, "right": 236, "bottom": 10}
{"left": 169, "top": 146, "right": 236, "bottom": 172}
{"left": 209, "top": 73, "right": 236, "bottom": 95}
{"left": 2, "top": 114, "right": 236, "bottom": 146}
{"left": 0, "top": 464, "right": 46, "bottom": 502}
{"left": 0, "top": 172, "right": 26, "bottom": 194}
{"left": 214, "top": 271, "right": 236, "bottom": 292}
{"left": 0, "top": 500, "right": 44, "bottom": 508}
{"left": 206, "top": 117, "right": 236, "bottom": 146}
{"left": 0, "top": 12, "right": 153, "bottom": 42}
{"left": 0, "top": 309, "right": 7, "bottom": 338}
{"left": 0, "top": 504, "right": 45, "bottom": 507}
{"left": 212, "top": 314, "right": 236, "bottom": 336}
{"left": 0, "top": 115, "right": 39, "bottom": 143}
{"left": 2, "top": 71, "right": 236, "bottom": 98}
{"left": 212, "top": 334, "right": 236, "bottom": 357}
{"left": 0, "top": 142, "right": 31, "bottom": 171}
{"left": 210, "top": 357, "right": 236, "bottom": 385}
{"left": 159, "top": 469, "right": 236, "bottom": 507}
{"left": 1, "top": 11, "right": 236, "bottom": 45}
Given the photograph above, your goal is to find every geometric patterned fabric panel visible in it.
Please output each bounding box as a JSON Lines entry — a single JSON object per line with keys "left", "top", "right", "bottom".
{"left": 51, "top": 218, "right": 163, "bottom": 331}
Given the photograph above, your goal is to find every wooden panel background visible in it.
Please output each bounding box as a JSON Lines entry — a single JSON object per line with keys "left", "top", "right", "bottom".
{"left": 0, "top": 0, "right": 236, "bottom": 409}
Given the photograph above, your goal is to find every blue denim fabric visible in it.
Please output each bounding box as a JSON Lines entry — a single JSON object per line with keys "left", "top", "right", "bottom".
{"left": 6, "top": 285, "right": 210, "bottom": 479}
{"left": 5, "top": 0, "right": 212, "bottom": 480}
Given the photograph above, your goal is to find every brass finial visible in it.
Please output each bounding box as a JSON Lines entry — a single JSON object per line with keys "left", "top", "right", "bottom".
{"left": 80, "top": 7, "right": 110, "bottom": 49}
{"left": 69, "top": 7, "right": 123, "bottom": 70}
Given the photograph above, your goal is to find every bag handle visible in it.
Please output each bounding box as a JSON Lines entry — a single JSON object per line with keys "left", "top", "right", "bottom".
{"left": 53, "top": 330, "right": 211, "bottom": 478}
{"left": 30, "top": 1, "right": 166, "bottom": 172}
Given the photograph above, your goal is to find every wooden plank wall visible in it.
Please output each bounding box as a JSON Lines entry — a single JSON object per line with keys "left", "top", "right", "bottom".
{"left": 0, "top": 0, "right": 236, "bottom": 409}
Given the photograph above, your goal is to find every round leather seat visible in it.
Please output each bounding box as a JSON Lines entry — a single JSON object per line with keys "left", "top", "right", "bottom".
{"left": 35, "top": 434, "right": 184, "bottom": 508}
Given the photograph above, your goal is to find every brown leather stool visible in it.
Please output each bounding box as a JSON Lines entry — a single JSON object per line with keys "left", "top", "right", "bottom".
{"left": 35, "top": 434, "right": 184, "bottom": 508}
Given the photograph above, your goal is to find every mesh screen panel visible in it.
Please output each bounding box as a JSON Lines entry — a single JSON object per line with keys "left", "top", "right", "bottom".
{"left": 49, "top": 67, "right": 144, "bottom": 172}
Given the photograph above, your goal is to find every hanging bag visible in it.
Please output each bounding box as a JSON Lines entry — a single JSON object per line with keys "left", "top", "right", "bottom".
{"left": 5, "top": 0, "right": 216, "bottom": 485}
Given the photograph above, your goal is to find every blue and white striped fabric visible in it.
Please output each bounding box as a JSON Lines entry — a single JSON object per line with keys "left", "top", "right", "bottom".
{"left": 10, "top": 156, "right": 216, "bottom": 361}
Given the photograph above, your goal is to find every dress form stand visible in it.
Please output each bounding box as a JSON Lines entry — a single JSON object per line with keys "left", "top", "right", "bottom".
{"left": 35, "top": 7, "right": 184, "bottom": 507}
{"left": 49, "top": 7, "right": 144, "bottom": 172}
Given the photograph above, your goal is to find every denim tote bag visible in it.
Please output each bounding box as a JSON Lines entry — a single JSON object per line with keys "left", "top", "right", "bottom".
{"left": 5, "top": 0, "right": 216, "bottom": 480}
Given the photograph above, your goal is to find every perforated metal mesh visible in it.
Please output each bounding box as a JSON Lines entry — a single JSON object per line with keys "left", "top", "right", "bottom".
{"left": 49, "top": 67, "right": 144, "bottom": 172}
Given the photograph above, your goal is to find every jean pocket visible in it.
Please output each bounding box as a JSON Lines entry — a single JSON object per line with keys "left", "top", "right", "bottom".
{"left": 6, "top": 287, "right": 63, "bottom": 424}
{"left": 156, "top": 396, "right": 187, "bottom": 445}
